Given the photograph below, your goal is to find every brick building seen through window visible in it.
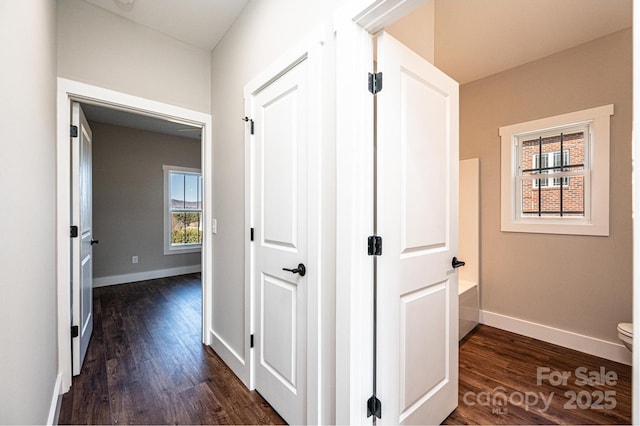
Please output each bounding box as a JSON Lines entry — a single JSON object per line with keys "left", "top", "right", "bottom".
{"left": 520, "top": 131, "right": 585, "bottom": 217}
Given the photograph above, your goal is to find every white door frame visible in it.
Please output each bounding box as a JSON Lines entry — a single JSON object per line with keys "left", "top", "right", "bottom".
{"left": 333, "top": 0, "right": 428, "bottom": 424}
{"left": 56, "top": 78, "right": 213, "bottom": 392}
{"left": 239, "top": 27, "right": 325, "bottom": 424}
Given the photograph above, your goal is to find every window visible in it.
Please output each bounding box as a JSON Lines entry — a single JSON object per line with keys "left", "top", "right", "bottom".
{"left": 163, "top": 165, "right": 202, "bottom": 254}
{"left": 523, "top": 131, "right": 583, "bottom": 214}
{"left": 500, "top": 105, "right": 613, "bottom": 236}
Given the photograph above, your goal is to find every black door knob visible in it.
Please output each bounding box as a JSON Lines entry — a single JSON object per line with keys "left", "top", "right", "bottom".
{"left": 282, "top": 263, "right": 306, "bottom": 277}
{"left": 90, "top": 239, "right": 99, "bottom": 245}
{"left": 452, "top": 257, "right": 465, "bottom": 269}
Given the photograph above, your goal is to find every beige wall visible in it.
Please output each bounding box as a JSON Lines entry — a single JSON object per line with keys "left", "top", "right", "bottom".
{"left": 91, "top": 122, "right": 201, "bottom": 279}
{"left": 386, "top": 0, "right": 435, "bottom": 63}
{"left": 57, "top": 0, "right": 210, "bottom": 113}
{"left": 460, "top": 28, "right": 632, "bottom": 343}
{"left": 0, "top": 1, "right": 58, "bottom": 423}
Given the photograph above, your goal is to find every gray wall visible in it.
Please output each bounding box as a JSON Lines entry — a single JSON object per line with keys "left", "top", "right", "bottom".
{"left": 57, "top": 0, "right": 210, "bottom": 113}
{"left": 210, "top": 1, "right": 347, "bottom": 422}
{"left": 0, "top": 1, "right": 58, "bottom": 423}
{"left": 91, "top": 122, "right": 201, "bottom": 280}
{"left": 459, "top": 29, "right": 633, "bottom": 343}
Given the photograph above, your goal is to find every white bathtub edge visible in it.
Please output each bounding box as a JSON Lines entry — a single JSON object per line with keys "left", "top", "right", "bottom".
{"left": 458, "top": 279, "right": 477, "bottom": 295}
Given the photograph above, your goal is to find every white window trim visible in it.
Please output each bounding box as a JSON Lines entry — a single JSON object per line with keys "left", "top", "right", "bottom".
{"left": 163, "top": 164, "right": 202, "bottom": 255}
{"left": 500, "top": 104, "right": 613, "bottom": 236}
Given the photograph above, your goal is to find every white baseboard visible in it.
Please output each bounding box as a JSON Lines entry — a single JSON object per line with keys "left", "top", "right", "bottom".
{"left": 481, "top": 310, "right": 632, "bottom": 366}
{"left": 209, "top": 329, "right": 249, "bottom": 387}
{"left": 93, "top": 264, "right": 201, "bottom": 287}
{"left": 47, "top": 373, "right": 63, "bottom": 426}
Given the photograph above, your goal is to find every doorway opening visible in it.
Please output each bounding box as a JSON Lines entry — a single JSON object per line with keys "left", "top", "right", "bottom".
{"left": 81, "top": 102, "right": 203, "bottom": 287}
{"left": 56, "top": 78, "right": 213, "bottom": 393}
{"left": 336, "top": 0, "right": 633, "bottom": 424}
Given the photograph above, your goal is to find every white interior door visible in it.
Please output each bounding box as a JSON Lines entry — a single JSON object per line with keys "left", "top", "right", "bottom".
{"left": 251, "top": 59, "right": 308, "bottom": 425}
{"left": 375, "top": 32, "right": 459, "bottom": 425}
{"left": 71, "top": 102, "right": 94, "bottom": 376}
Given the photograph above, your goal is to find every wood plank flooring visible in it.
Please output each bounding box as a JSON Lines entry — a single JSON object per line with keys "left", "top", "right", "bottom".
{"left": 58, "top": 274, "right": 285, "bottom": 425}
{"left": 444, "top": 325, "right": 632, "bottom": 425}
{"left": 59, "top": 274, "right": 632, "bottom": 425}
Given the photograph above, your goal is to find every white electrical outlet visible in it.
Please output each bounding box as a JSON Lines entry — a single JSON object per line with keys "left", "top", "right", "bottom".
{"left": 132, "top": 256, "right": 139, "bottom": 264}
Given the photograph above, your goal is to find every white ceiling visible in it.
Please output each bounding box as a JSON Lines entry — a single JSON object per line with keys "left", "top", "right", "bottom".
{"left": 79, "top": 0, "right": 632, "bottom": 135}
{"left": 82, "top": 0, "right": 633, "bottom": 81}
{"left": 83, "top": 0, "right": 249, "bottom": 51}
{"left": 81, "top": 103, "right": 202, "bottom": 140}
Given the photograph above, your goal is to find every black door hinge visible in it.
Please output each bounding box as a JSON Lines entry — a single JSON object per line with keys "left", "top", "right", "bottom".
{"left": 250, "top": 227, "right": 254, "bottom": 242}
{"left": 250, "top": 334, "right": 254, "bottom": 348}
{"left": 70, "top": 226, "right": 79, "bottom": 238}
{"left": 367, "top": 395, "right": 382, "bottom": 419}
{"left": 71, "top": 325, "right": 79, "bottom": 338}
{"left": 368, "top": 72, "right": 383, "bottom": 95}
{"left": 70, "top": 125, "right": 78, "bottom": 137}
{"left": 243, "top": 117, "right": 255, "bottom": 135}
{"left": 368, "top": 236, "right": 382, "bottom": 256}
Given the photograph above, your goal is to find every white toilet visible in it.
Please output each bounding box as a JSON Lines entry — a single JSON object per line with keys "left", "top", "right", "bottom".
{"left": 617, "top": 323, "right": 633, "bottom": 351}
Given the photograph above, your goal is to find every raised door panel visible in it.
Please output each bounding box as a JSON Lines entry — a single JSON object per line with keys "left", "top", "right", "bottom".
{"left": 261, "top": 88, "right": 299, "bottom": 251}
{"left": 261, "top": 274, "right": 298, "bottom": 390}
{"left": 400, "top": 70, "right": 448, "bottom": 254}
{"left": 400, "top": 281, "right": 449, "bottom": 415}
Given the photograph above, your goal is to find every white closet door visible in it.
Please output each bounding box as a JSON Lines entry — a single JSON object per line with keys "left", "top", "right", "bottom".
{"left": 251, "top": 59, "right": 309, "bottom": 426}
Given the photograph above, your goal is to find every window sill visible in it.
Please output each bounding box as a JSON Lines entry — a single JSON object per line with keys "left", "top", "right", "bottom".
{"left": 501, "top": 220, "right": 608, "bottom": 236}
{"left": 164, "top": 246, "right": 202, "bottom": 255}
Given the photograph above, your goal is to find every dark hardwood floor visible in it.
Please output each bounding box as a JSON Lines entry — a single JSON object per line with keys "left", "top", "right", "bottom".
{"left": 58, "top": 274, "right": 285, "bottom": 425}
{"left": 60, "top": 275, "right": 632, "bottom": 425}
{"left": 444, "top": 325, "right": 632, "bottom": 425}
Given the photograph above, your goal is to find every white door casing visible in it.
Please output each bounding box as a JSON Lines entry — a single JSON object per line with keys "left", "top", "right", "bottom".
{"left": 57, "top": 78, "right": 213, "bottom": 392}
{"left": 333, "top": 1, "right": 429, "bottom": 423}
{"left": 71, "top": 102, "right": 94, "bottom": 376}
{"left": 376, "top": 32, "right": 459, "bottom": 424}
{"left": 243, "top": 28, "right": 324, "bottom": 425}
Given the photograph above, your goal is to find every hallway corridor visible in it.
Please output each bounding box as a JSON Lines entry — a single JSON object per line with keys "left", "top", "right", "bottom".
{"left": 58, "top": 274, "right": 284, "bottom": 425}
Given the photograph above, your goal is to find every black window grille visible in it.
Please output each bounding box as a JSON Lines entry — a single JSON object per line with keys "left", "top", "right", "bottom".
{"left": 521, "top": 133, "right": 585, "bottom": 217}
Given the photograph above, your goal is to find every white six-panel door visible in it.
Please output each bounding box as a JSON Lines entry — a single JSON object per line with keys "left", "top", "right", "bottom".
{"left": 375, "top": 32, "right": 460, "bottom": 425}
{"left": 250, "top": 59, "right": 309, "bottom": 425}
{"left": 71, "top": 102, "right": 94, "bottom": 376}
